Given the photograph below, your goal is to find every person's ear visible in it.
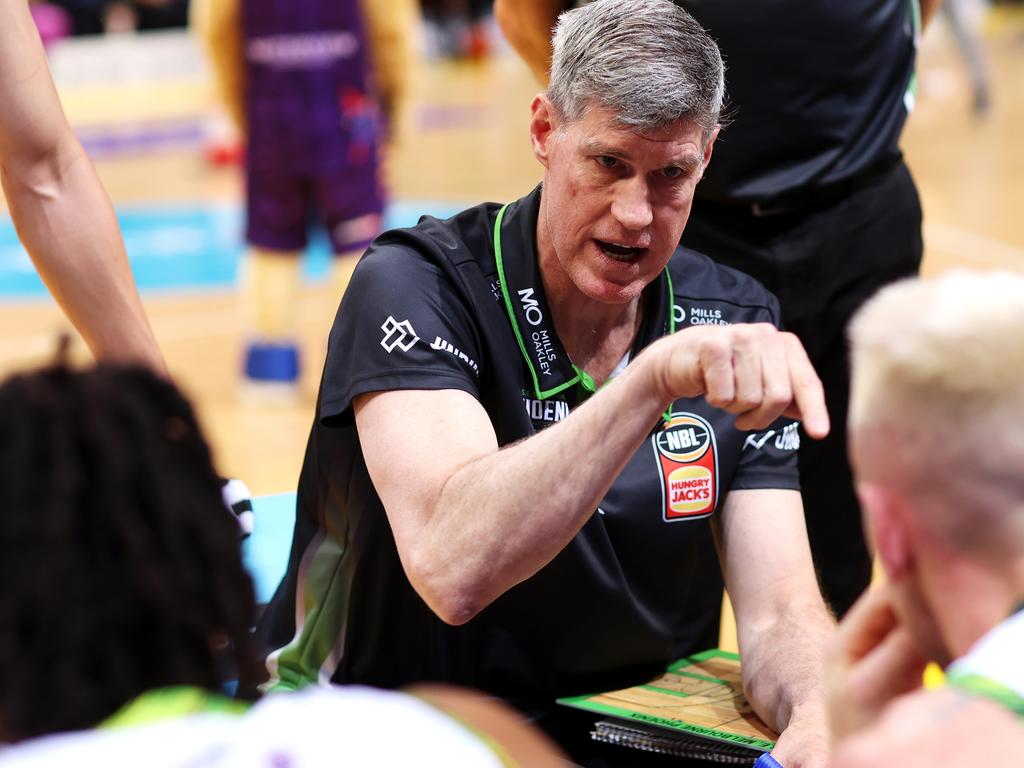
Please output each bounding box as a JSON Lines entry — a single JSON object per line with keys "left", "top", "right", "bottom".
{"left": 858, "top": 483, "right": 913, "bottom": 581}
{"left": 530, "top": 93, "right": 558, "bottom": 168}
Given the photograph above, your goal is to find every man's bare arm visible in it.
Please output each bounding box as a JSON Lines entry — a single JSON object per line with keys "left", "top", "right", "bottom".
{"left": 717, "top": 488, "right": 835, "bottom": 768}
{"left": 355, "top": 323, "right": 828, "bottom": 625}
{"left": 0, "top": 0, "right": 165, "bottom": 373}
{"left": 494, "top": 0, "right": 563, "bottom": 83}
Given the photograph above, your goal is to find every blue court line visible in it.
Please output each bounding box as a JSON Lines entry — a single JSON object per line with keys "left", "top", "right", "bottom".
{"left": 0, "top": 199, "right": 467, "bottom": 299}
{"left": 244, "top": 492, "right": 297, "bottom": 605}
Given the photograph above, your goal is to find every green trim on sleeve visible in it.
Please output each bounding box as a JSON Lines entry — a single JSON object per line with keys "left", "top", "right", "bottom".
{"left": 263, "top": 531, "right": 354, "bottom": 693}
{"left": 947, "top": 672, "right": 1024, "bottom": 720}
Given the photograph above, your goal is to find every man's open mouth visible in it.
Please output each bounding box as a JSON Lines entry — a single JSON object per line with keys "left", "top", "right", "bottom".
{"left": 596, "top": 239, "right": 646, "bottom": 262}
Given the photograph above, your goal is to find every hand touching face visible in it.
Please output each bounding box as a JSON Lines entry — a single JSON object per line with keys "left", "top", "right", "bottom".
{"left": 825, "top": 584, "right": 929, "bottom": 744}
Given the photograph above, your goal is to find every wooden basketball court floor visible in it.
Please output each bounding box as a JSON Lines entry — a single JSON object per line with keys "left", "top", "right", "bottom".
{"left": 0, "top": 17, "right": 1022, "bottom": 645}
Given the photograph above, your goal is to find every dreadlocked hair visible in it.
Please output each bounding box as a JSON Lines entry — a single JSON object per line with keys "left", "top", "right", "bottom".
{"left": 0, "top": 363, "right": 263, "bottom": 741}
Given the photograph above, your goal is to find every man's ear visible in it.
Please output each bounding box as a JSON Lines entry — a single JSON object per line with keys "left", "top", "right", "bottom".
{"left": 530, "top": 93, "right": 558, "bottom": 168}
{"left": 858, "top": 482, "right": 913, "bottom": 581}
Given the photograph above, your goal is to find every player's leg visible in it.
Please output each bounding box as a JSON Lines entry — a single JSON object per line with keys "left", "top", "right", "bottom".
{"left": 328, "top": 210, "right": 383, "bottom": 300}
{"left": 318, "top": 165, "right": 385, "bottom": 304}
{"left": 240, "top": 167, "right": 309, "bottom": 399}
{"left": 748, "top": 162, "right": 922, "bottom": 616}
{"left": 681, "top": 163, "right": 922, "bottom": 618}
{"left": 790, "top": 162, "right": 924, "bottom": 616}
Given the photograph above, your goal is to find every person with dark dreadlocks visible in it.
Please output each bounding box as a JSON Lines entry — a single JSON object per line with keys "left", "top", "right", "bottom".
{"left": 2, "top": 0, "right": 256, "bottom": 535}
{"left": 0, "top": 363, "right": 565, "bottom": 766}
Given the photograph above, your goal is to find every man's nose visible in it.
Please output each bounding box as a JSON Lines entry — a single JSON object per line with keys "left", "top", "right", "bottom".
{"left": 610, "top": 178, "right": 653, "bottom": 231}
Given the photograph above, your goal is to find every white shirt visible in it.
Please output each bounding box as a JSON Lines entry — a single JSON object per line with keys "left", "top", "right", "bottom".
{"left": 0, "top": 686, "right": 504, "bottom": 767}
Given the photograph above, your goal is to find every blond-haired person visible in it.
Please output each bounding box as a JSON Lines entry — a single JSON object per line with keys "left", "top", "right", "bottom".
{"left": 827, "top": 269, "right": 1024, "bottom": 767}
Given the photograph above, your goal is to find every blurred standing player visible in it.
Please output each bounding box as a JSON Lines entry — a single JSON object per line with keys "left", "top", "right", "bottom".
{"left": 193, "top": 0, "right": 415, "bottom": 397}
{"left": 498, "top": 0, "right": 939, "bottom": 626}
{"left": 0, "top": 0, "right": 165, "bottom": 374}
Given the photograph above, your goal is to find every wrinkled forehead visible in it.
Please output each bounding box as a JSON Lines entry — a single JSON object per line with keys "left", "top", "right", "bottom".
{"left": 561, "top": 104, "right": 708, "bottom": 160}
{"left": 560, "top": 98, "right": 708, "bottom": 138}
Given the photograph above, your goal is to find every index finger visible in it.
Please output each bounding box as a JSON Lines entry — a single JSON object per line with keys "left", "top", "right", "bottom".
{"left": 782, "top": 335, "right": 829, "bottom": 439}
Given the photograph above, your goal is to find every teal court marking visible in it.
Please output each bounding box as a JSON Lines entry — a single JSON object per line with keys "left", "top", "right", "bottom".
{"left": 0, "top": 200, "right": 467, "bottom": 298}
{"left": 244, "top": 492, "right": 298, "bottom": 605}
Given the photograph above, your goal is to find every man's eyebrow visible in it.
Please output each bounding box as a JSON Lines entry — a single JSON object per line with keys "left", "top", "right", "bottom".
{"left": 670, "top": 153, "right": 704, "bottom": 171}
{"left": 580, "top": 138, "right": 630, "bottom": 158}
{"left": 579, "top": 139, "right": 702, "bottom": 170}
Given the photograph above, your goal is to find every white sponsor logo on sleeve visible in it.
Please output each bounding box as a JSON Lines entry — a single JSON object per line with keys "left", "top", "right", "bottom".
{"left": 380, "top": 316, "right": 419, "bottom": 353}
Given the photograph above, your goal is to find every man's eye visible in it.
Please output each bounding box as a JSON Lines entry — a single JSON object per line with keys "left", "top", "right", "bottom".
{"left": 597, "top": 156, "right": 619, "bottom": 169}
{"left": 662, "top": 166, "right": 683, "bottom": 179}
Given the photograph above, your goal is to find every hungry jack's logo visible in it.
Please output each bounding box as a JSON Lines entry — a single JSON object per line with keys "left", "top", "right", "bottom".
{"left": 653, "top": 413, "right": 718, "bottom": 521}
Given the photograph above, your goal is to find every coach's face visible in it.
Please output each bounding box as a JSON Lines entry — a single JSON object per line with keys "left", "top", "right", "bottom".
{"left": 530, "top": 95, "right": 716, "bottom": 305}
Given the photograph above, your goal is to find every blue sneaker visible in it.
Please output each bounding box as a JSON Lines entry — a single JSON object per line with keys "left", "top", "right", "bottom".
{"left": 242, "top": 342, "right": 301, "bottom": 402}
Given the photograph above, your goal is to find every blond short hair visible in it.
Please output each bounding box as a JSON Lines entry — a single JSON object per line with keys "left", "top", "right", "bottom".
{"left": 849, "top": 270, "right": 1024, "bottom": 554}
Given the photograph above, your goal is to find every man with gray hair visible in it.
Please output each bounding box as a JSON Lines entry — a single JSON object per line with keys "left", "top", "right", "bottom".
{"left": 825, "top": 269, "right": 1024, "bottom": 766}
{"left": 260, "top": 1, "right": 833, "bottom": 763}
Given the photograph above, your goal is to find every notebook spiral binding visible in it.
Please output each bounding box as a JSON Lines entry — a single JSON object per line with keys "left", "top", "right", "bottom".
{"left": 590, "top": 720, "right": 763, "bottom": 765}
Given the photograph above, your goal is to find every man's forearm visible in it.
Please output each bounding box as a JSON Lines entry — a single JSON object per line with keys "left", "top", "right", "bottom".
{"left": 363, "top": 323, "right": 826, "bottom": 625}
{"left": 741, "top": 595, "right": 834, "bottom": 734}
{"left": 1, "top": 0, "right": 165, "bottom": 373}
{"left": 406, "top": 349, "right": 671, "bottom": 623}
{"left": 2, "top": 142, "right": 166, "bottom": 373}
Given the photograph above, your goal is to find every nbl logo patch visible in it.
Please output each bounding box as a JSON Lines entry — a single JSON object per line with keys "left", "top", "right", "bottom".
{"left": 653, "top": 413, "right": 718, "bottom": 522}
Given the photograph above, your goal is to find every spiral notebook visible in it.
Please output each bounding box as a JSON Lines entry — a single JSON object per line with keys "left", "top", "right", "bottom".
{"left": 557, "top": 649, "right": 778, "bottom": 762}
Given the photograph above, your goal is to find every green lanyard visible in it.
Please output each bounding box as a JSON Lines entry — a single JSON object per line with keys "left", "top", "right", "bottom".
{"left": 492, "top": 201, "right": 675, "bottom": 414}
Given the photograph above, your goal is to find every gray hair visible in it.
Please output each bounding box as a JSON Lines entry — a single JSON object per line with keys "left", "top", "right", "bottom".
{"left": 548, "top": 0, "right": 725, "bottom": 135}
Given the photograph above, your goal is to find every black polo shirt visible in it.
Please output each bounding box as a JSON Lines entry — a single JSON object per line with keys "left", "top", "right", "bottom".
{"left": 260, "top": 186, "right": 800, "bottom": 708}
{"left": 680, "top": 0, "right": 919, "bottom": 201}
